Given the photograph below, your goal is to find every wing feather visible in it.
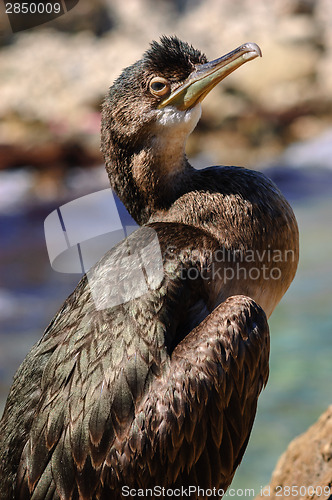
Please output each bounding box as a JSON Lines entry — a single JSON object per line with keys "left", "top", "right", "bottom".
{"left": 0, "top": 223, "right": 269, "bottom": 499}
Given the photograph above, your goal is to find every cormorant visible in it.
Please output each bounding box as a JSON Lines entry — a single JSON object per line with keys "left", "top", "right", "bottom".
{"left": 0, "top": 36, "right": 299, "bottom": 499}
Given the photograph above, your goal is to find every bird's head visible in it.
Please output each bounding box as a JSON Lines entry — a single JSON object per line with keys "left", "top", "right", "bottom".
{"left": 102, "top": 36, "right": 261, "bottom": 144}
{"left": 101, "top": 36, "right": 261, "bottom": 222}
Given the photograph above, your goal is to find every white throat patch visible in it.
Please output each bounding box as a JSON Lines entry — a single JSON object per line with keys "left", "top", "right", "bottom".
{"left": 152, "top": 104, "right": 202, "bottom": 156}
{"left": 155, "top": 104, "right": 202, "bottom": 134}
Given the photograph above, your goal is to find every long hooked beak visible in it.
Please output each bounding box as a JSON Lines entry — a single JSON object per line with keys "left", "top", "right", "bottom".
{"left": 159, "top": 42, "right": 262, "bottom": 110}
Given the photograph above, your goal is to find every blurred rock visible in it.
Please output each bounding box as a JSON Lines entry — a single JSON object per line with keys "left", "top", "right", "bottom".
{"left": 272, "top": 128, "right": 332, "bottom": 170}
{"left": 0, "top": 0, "right": 332, "bottom": 173}
{"left": 255, "top": 406, "right": 332, "bottom": 500}
{"left": 0, "top": 141, "right": 101, "bottom": 170}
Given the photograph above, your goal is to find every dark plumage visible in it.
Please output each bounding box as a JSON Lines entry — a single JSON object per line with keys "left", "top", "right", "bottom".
{"left": 0, "top": 36, "right": 299, "bottom": 499}
{"left": 144, "top": 36, "right": 208, "bottom": 77}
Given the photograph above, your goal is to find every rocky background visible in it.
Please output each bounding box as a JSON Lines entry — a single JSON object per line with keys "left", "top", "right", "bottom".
{"left": 255, "top": 406, "right": 332, "bottom": 500}
{"left": 1, "top": 0, "right": 332, "bottom": 182}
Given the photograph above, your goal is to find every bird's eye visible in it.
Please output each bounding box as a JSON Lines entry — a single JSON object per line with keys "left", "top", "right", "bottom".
{"left": 149, "top": 77, "right": 170, "bottom": 97}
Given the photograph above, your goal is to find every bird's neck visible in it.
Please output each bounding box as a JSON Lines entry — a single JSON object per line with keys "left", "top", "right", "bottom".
{"left": 104, "top": 139, "right": 191, "bottom": 225}
{"left": 102, "top": 106, "right": 201, "bottom": 224}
